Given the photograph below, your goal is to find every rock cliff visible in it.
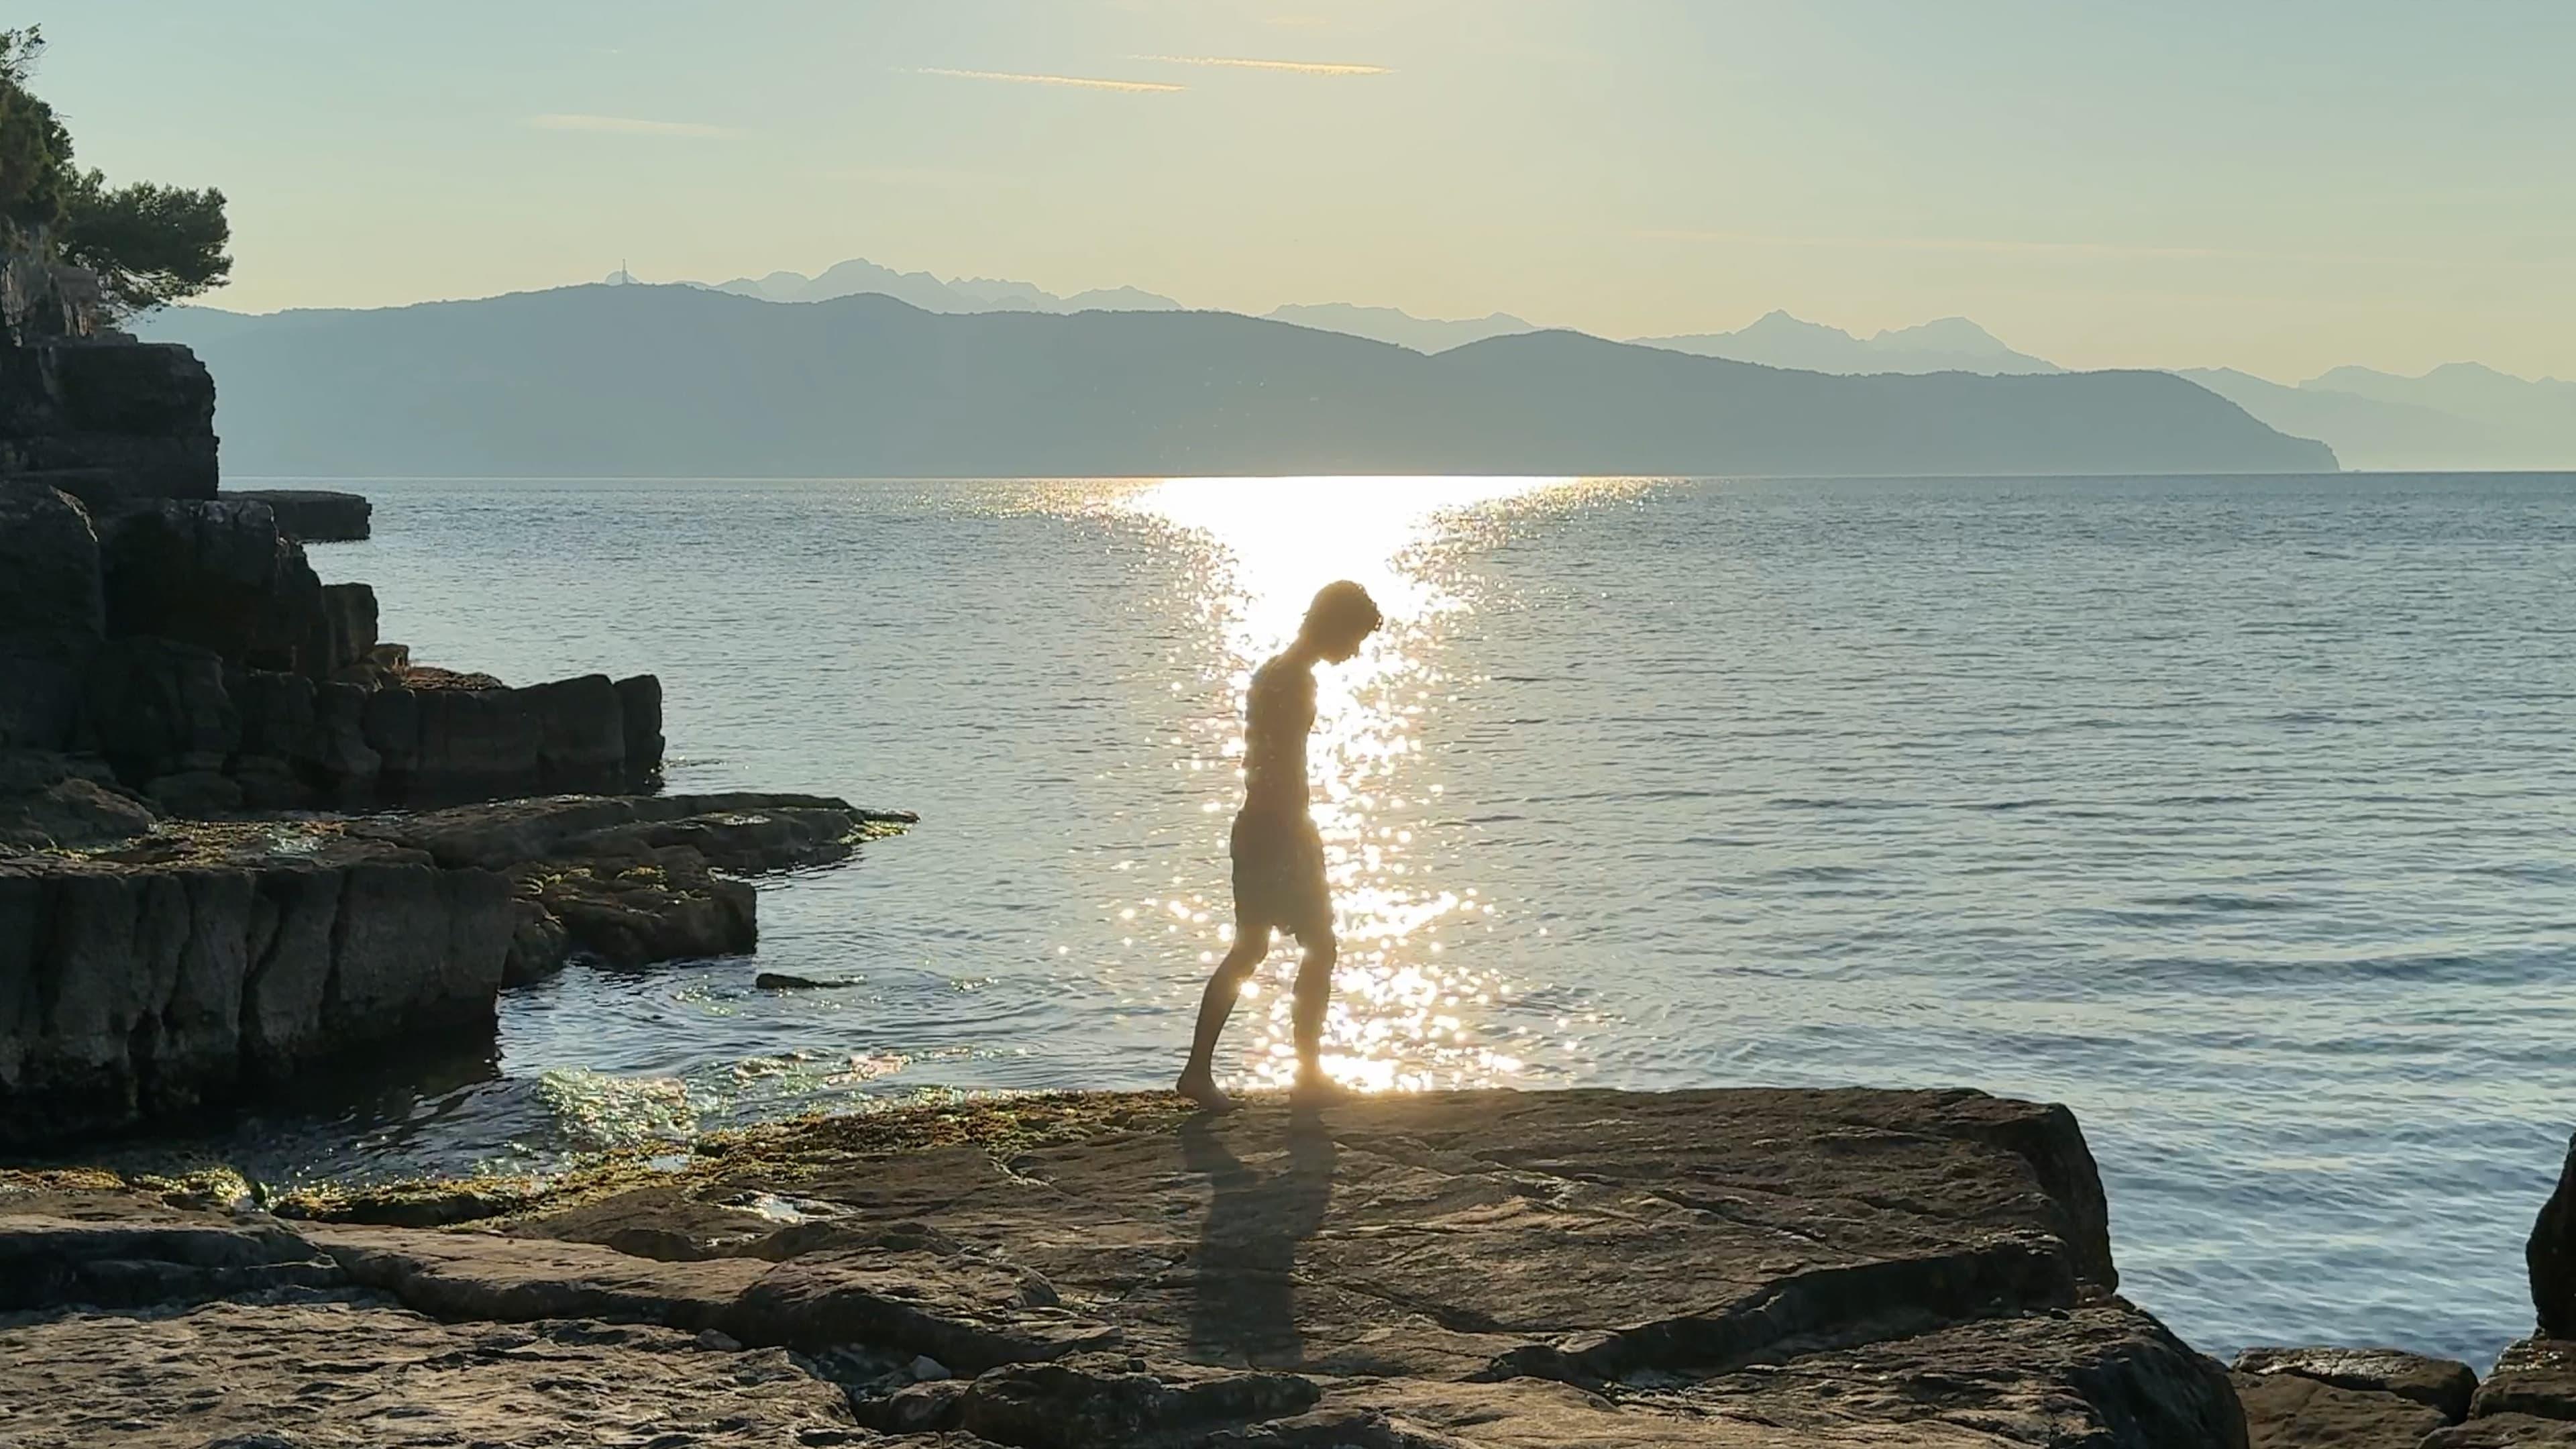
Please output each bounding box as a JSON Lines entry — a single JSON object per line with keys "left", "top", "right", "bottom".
{"left": 1, "top": 329, "right": 910, "bottom": 1144}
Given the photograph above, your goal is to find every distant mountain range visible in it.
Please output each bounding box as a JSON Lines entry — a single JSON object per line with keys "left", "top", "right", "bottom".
{"left": 696, "top": 258, "right": 1187, "bottom": 315}
{"left": 2178, "top": 364, "right": 2575, "bottom": 472}
{"left": 1637, "top": 311, "right": 2063, "bottom": 376}
{"left": 128, "top": 283, "right": 2332, "bottom": 478}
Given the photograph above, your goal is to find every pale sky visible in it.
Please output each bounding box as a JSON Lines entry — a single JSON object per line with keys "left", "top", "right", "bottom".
{"left": 37, "top": 0, "right": 2575, "bottom": 380}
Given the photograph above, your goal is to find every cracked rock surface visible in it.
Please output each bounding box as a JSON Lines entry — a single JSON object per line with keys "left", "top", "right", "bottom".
{"left": 1, "top": 1087, "right": 2247, "bottom": 1447}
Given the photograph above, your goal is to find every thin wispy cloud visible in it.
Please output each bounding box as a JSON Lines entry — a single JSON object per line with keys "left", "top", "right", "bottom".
{"left": 529, "top": 113, "right": 745, "bottom": 139}
{"left": 916, "top": 67, "right": 1184, "bottom": 94}
{"left": 1135, "top": 54, "right": 1391, "bottom": 76}
{"left": 1632, "top": 229, "right": 2511, "bottom": 268}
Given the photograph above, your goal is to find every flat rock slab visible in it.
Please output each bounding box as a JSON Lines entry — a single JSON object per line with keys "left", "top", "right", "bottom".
{"left": 2474, "top": 1338, "right": 2576, "bottom": 1422}
{"left": 3, "top": 1089, "right": 2241, "bottom": 1448}
{"left": 2233, "top": 1371, "right": 2449, "bottom": 1448}
{"left": 2235, "top": 1345, "right": 2479, "bottom": 1421}
{"left": 0, "top": 1301, "right": 883, "bottom": 1449}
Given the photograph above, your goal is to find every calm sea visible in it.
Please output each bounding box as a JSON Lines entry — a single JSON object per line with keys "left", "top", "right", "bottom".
{"left": 151, "top": 473, "right": 2576, "bottom": 1364}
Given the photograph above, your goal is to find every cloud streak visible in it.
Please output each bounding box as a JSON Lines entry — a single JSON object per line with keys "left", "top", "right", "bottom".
{"left": 529, "top": 113, "right": 745, "bottom": 139}
{"left": 916, "top": 67, "right": 1184, "bottom": 93}
{"left": 1134, "top": 54, "right": 1391, "bottom": 76}
{"left": 1631, "top": 229, "right": 2516, "bottom": 268}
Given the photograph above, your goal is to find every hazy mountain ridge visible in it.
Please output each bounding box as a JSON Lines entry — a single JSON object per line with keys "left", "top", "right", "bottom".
{"left": 2182, "top": 363, "right": 2575, "bottom": 471}
{"left": 1635, "top": 310, "right": 2065, "bottom": 376}
{"left": 141, "top": 282, "right": 2330, "bottom": 478}
{"left": 694, "top": 258, "right": 1187, "bottom": 315}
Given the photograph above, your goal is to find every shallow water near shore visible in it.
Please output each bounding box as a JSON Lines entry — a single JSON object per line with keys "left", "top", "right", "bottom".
{"left": 86, "top": 472, "right": 2576, "bottom": 1366}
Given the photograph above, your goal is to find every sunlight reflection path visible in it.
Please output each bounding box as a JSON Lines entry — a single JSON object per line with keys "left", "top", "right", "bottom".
{"left": 1120, "top": 476, "right": 1585, "bottom": 1092}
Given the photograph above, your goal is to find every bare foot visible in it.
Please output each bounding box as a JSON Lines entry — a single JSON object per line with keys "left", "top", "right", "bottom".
{"left": 1290, "top": 1072, "right": 1356, "bottom": 1107}
{"left": 1175, "top": 1070, "right": 1237, "bottom": 1113}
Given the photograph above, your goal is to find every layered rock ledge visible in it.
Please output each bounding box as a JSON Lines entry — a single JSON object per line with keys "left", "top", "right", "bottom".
{"left": 0, "top": 1087, "right": 2252, "bottom": 1447}
{"left": 0, "top": 793, "right": 912, "bottom": 1147}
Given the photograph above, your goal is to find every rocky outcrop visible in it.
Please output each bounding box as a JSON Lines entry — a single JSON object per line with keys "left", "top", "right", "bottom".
{"left": 5, "top": 467, "right": 659, "bottom": 807}
{"left": 0, "top": 338, "right": 217, "bottom": 506}
{"left": 0, "top": 790, "right": 907, "bottom": 1144}
{"left": 223, "top": 486, "right": 372, "bottom": 541}
{"left": 0, "top": 793, "right": 904, "bottom": 1145}
{"left": 0, "top": 1088, "right": 2249, "bottom": 1447}
{"left": 0, "top": 833, "right": 515, "bottom": 1146}
{"left": 2231, "top": 1346, "right": 2478, "bottom": 1447}
{"left": 2534, "top": 1135, "right": 2576, "bottom": 1339}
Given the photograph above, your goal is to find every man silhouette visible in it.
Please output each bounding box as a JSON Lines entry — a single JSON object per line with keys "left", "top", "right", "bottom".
{"left": 1177, "top": 580, "right": 1384, "bottom": 1110}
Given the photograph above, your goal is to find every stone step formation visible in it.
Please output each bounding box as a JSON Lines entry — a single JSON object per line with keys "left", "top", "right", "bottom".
{"left": 1, "top": 329, "right": 912, "bottom": 1147}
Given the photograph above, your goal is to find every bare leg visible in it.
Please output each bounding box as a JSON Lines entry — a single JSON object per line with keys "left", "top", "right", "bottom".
{"left": 1291, "top": 930, "right": 1344, "bottom": 1098}
{"left": 1177, "top": 919, "right": 1271, "bottom": 1110}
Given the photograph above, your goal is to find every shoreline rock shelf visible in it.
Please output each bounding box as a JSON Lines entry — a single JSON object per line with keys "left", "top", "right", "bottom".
{"left": 3, "top": 327, "right": 913, "bottom": 1147}
{"left": 0, "top": 1087, "right": 2255, "bottom": 1447}
{"left": 0, "top": 793, "right": 914, "bottom": 1148}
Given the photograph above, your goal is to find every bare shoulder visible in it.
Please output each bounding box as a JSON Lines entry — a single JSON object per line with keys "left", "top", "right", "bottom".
{"left": 1250, "top": 655, "right": 1315, "bottom": 705}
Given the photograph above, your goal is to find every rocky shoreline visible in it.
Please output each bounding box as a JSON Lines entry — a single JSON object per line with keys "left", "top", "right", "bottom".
{"left": 6, "top": 1086, "right": 2573, "bottom": 1447}
{"left": 3, "top": 319, "right": 912, "bottom": 1149}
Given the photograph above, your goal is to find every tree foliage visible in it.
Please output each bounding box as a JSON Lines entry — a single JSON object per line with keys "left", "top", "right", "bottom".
{"left": 0, "top": 25, "right": 229, "bottom": 316}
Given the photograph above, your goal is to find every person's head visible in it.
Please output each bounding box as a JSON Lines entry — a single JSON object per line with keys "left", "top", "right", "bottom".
{"left": 1298, "top": 580, "right": 1383, "bottom": 662}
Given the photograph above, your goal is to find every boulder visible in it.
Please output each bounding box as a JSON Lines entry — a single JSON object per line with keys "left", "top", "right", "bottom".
{"left": 0, "top": 481, "right": 104, "bottom": 635}
{"left": 2234, "top": 1344, "right": 2478, "bottom": 1420}
{"left": 2475, "top": 1337, "right": 2576, "bottom": 1422}
{"left": 0, "top": 751, "right": 154, "bottom": 850}
{"left": 2534, "top": 1134, "right": 2576, "bottom": 1338}
{"left": 2232, "top": 1370, "right": 2450, "bottom": 1448}
{"left": 617, "top": 671, "right": 665, "bottom": 777}
{"left": 223, "top": 486, "right": 372, "bottom": 541}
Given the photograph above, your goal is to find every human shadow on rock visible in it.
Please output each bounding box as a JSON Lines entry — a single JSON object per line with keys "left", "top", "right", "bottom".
{"left": 1182, "top": 1110, "right": 1338, "bottom": 1368}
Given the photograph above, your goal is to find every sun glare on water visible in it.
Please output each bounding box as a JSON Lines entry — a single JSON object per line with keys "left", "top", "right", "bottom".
{"left": 1118, "top": 475, "right": 1592, "bottom": 1095}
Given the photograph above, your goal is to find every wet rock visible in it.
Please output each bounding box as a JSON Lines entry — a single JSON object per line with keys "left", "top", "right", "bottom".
{"left": 224, "top": 487, "right": 371, "bottom": 541}
{"left": 2533, "top": 1134, "right": 2576, "bottom": 1338}
{"left": 757, "top": 972, "right": 857, "bottom": 991}
{"left": 2234, "top": 1344, "right": 2478, "bottom": 1420}
{"left": 618, "top": 671, "right": 665, "bottom": 777}
{"left": 502, "top": 897, "right": 573, "bottom": 985}
{"left": 2475, "top": 1337, "right": 2576, "bottom": 1422}
{"left": 2232, "top": 1370, "right": 2447, "bottom": 1448}
{"left": 519, "top": 847, "right": 756, "bottom": 966}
